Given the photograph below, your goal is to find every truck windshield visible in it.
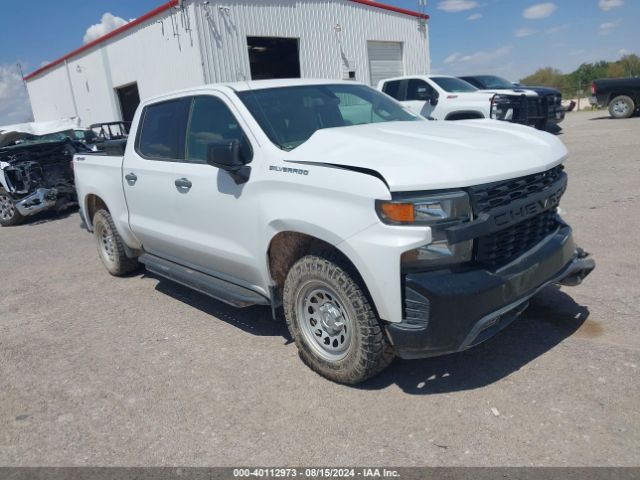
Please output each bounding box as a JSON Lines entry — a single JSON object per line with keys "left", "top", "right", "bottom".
{"left": 431, "top": 77, "right": 478, "bottom": 93}
{"left": 473, "top": 75, "right": 515, "bottom": 89}
{"left": 237, "top": 84, "right": 420, "bottom": 150}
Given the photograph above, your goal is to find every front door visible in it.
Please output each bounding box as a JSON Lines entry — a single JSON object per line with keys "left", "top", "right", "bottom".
{"left": 167, "top": 94, "right": 263, "bottom": 289}
{"left": 404, "top": 78, "right": 438, "bottom": 118}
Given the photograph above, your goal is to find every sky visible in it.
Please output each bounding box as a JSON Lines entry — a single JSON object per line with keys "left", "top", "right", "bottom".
{"left": 0, "top": 0, "right": 638, "bottom": 124}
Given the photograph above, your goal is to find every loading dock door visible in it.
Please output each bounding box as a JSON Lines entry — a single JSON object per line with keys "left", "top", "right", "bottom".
{"left": 367, "top": 41, "right": 404, "bottom": 86}
{"left": 116, "top": 83, "right": 140, "bottom": 122}
{"left": 247, "top": 37, "right": 301, "bottom": 80}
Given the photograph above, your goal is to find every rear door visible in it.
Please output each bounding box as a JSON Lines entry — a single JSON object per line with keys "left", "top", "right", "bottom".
{"left": 123, "top": 97, "right": 190, "bottom": 257}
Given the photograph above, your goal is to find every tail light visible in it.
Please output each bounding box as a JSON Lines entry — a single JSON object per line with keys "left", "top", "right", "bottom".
{"left": 591, "top": 83, "right": 596, "bottom": 95}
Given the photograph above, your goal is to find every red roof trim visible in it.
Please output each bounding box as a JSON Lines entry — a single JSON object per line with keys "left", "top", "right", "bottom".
{"left": 24, "top": 0, "right": 428, "bottom": 81}
{"left": 349, "top": 0, "right": 429, "bottom": 19}
{"left": 24, "top": 0, "right": 178, "bottom": 81}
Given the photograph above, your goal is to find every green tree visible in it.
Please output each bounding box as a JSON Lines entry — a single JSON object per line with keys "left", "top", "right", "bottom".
{"left": 618, "top": 54, "right": 640, "bottom": 77}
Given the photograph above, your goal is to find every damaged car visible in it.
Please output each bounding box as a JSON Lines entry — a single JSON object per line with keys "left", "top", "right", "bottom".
{"left": 0, "top": 138, "right": 89, "bottom": 226}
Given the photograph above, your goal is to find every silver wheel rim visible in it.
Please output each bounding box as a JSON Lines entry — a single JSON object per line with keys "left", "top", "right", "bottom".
{"left": 0, "top": 193, "right": 15, "bottom": 221}
{"left": 296, "top": 281, "right": 353, "bottom": 361}
{"left": 98, "top": 223, "right": 116, "bottom": 264}
{"left": 613, "top": 100, "right": 629, "bottom": 115}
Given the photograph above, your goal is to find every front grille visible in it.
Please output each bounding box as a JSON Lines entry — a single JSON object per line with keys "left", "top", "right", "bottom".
{"left": 527, "top": 97, "right": 544, "bottom": 118}
{"left": 467, "top": 166, "right": 565, "bottom": 268}
{"left": 475, "top": 209, "right": 559, "bottom": 267}
{"left": 468, "top": 165, "right": 564, "bottom": 214}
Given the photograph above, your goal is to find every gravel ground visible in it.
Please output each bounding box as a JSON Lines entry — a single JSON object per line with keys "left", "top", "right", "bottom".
{"left": 1, "top": 111, "right": 638, "bottom": 467}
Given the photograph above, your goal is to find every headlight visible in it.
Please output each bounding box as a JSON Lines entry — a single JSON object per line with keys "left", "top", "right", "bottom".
{"left": 491, "top": 94, "right": 515, "bottom": 121}
{"left": 376, "top": 192, "right": 473, "bottom": 271}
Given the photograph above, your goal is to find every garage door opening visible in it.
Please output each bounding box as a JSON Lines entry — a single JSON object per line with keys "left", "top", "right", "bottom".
{"left": 116, "top": 83, "right": 140, "bottom": 122}
{"left": 367, "top": 41, "right": 404, "bottom": 86}
{"left": 247, "top": 37, "right": 301, "bottom": 80}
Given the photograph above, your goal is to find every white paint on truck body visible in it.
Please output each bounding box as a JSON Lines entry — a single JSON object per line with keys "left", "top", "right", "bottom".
{"left": 74, "top": 79, "right": 568, "bottom": 323}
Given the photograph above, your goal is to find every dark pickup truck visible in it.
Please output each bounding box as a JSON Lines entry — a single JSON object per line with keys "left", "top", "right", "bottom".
{"left": 460, "top": 75, "right": 564, "bottom": 130}
{"left": 591, "top": 77, "right": 640, "bottom": 119}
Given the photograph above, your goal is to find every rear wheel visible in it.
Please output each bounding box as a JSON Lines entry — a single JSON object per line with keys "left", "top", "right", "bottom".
{"left": 0, "top": 189, "right": 23, "bottom": 226}
{"left": 93, "top": 209, "right": 139, "bottom": 276}
{"left": 283, "top": 254, "right": 394, "bottom": 384}
{"left": 608, "top": 95, "right": 635, "bottom": 119}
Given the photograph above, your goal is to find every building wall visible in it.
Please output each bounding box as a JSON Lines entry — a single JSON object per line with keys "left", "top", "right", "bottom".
{"left": 26, "top": 63, "right": 78, "bottom": 122}
{"left": 195, "top": 0, "right": 430, "bottom": 85}
{"left": 27, "top": 3, "right": 205, "bottom": 126}
{"left": 26, "top": 0, "right": 429, "bottom": 125}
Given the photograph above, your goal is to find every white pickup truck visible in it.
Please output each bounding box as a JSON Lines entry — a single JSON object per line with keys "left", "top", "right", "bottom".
{"left": 377, "top": 75, "right": 494, "bottom": 120}
{"left": 74, "top": 79, "right": 594, "bottom": 384}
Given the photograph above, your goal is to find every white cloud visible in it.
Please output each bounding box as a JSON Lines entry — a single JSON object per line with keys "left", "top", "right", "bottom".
{"left": 0, "top": 64, "right": 34, "bottom": 126}
{"left": 599, "top": 0, "right": 624, "bottom": 11}
{"left": 444, "top": 46, "right": 513, "bottom": 65}
{"left": 599, "top": 20, "right": 619, "bottom": 35}
{"left": 468, "top": 13, "right": 483, "bottom": 20}
{"left": 437, "top": 0, "right": 479, "bottom": 13}
{"left": 515, "top": 27, "right": 537, "bottom": 37}
{"left": 522, "top": 3, "right": 557, "bottom": 19}
{"left": 83, "top": 13, "right": 129, "bottom": 44}
{"left": 546, "top": 24, "right": 569, "bottom": 34}
{"left": 619, "top": 48, "right": 630, "bottom": 55}
{"left": 444, "top": 53, "right": 462, "bottom": 63}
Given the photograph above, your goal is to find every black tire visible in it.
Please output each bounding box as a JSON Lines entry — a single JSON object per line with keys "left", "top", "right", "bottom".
{"left": 608, "top": 95, "right": 635, "bottom": 119}
{"left": 93, "top": 209, "right": 139, "bottom": 276}
{"left": 0, "top": 189, "right": 24, "bottom": 227}
{"left": 283, "top": 254, "right": 394, "bottom": 384}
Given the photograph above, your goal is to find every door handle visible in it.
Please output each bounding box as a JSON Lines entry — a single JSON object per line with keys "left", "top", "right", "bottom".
{"left": 125, "top": 172, "right": 137, "bottom": 185}
{"left": 174, "top": 177, "right": 192, "bottom": 190}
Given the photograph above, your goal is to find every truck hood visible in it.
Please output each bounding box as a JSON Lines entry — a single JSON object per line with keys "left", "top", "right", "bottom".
{"left": 286, "top": 120, "right": 567, "bottom": 192}
{"left": 477, "top": 88, "right": 538, "bottom": 97}
{"left": 518, "top": 85, "right": 561, "bottom": 95}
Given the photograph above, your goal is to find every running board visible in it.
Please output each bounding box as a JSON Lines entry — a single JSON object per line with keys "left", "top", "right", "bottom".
{"left": 139, "top": 254, "right": 270, "bottom": 308}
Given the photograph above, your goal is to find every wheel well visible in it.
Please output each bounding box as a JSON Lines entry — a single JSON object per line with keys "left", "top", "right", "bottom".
{"left": 267, "top": 232, "right": 369, "bottom": 297}
{"left": 609, "top": 91, "right": 638, "bottom": 106}
{"left": 85, "top": 194, "right": 108, "bottom": 226}
{"left": 445, "top": 111, "right": 485, "bottom": 121}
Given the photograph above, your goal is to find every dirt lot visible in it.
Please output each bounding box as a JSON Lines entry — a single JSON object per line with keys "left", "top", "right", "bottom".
{"left": 1, "top": 111, "right": 639, "bottom": 466}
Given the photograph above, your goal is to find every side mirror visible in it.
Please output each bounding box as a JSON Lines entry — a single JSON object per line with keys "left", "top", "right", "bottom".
{"left": 207, "top": 139, "right": 251, "bottom": 184}
{"left": 416, "top": 88, "right": 431, "bottom": 101}
{"left": 416, "top": 88, "right": 439, "bottom": 106}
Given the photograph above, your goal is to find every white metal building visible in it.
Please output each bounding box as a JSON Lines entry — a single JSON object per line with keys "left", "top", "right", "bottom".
{"left": 25, "top": 0, "right": 430, "bottom": 126}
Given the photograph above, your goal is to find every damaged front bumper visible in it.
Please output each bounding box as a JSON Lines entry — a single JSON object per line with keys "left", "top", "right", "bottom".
{"left": 13, "top": 188, "right": 58, "bottom": 216}
{"left": 387, "top": 225, "right": 595, "bottom": 359}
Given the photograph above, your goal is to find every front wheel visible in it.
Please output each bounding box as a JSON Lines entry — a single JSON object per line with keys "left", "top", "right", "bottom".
{"left": 283, "top": 254, "right": 394, "bottom": 384}
{"left": 0, "top": 189, "right": 24, "bottom": 226}
{"left": 608, "top": 95, "right": 635, "bottom": 119}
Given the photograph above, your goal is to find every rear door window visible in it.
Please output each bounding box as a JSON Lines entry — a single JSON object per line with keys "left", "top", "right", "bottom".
{"left": 136, "top": 98, "right": 190, "bottom": 160}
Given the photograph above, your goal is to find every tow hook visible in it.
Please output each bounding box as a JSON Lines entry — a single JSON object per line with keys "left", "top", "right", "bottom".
{"left": 558, "top": 248, "right": 596, "bottom": 287}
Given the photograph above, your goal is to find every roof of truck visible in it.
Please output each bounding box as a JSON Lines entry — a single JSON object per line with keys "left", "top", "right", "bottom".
{"left": 141, "top": 79, "right": 364, "bottom": 104}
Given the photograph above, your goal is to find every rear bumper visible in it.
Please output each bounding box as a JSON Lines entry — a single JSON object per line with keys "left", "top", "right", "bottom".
{"left": 387, "top": 226, "right": 594, "bottom": 359}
